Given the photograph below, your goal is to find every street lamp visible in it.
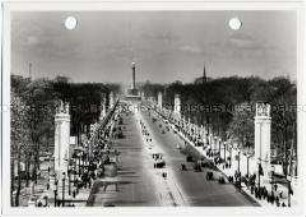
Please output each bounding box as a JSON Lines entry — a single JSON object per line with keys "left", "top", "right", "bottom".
{"left": 237, "top": 150, "right": 241, "bottom": 174}
{"left": 229, "top": 144, "right": 233, "bottom": 167}
{"left": 62, "top": 172, "right": 66, "bottom": 207}
{"left": 218, "top": 138, "right": 222, "bottom": 158}
{"left": 78, "top": 154, "right": 81, "bottom": 177}
{"left": 73, "top": 158, "right": 76, "bottom": 186}
{"left": 287, "top": 175, "right": 292, "bottom": 207}
{"left": 270, "top": 165, "right": 275, "bottom": 191}
{"left": 52, "top": 178, "right": 58, "bottom": 207}
{"left": 82, "top": 152, "right": 86, "bottom": 175}
{"left": 223, "top": 142, "right": 227, "bottom": 162}
{"left": 257, "top": 158, "right": 262, "bottom": 188}
{"left": 68, "top": 165, "right": 72, "bottom": 196}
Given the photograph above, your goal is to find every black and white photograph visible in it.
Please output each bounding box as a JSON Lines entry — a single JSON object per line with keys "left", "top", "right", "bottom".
{"left": 1, "top": 2, "right": 305, "bottom": 216}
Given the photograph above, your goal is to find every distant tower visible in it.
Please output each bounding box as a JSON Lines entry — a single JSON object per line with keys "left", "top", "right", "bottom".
{"left": 131, "top": 62, "right": 136, "bottom": 89}
{"left": 158, "top": 92, "right": 163, "bottom": 108}
{"left": 54, "top": 101, "right": 70, "bottom": 175}
{"left": 254, "top": 102, "right": 271, "bottom": 187}
{"left": 202, "top": 63, "right": 207, "bottom": 84}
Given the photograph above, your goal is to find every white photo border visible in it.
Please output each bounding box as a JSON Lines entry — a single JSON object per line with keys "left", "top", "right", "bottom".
{"left": 1, "top": 1, "right": 305, "bottom": 217}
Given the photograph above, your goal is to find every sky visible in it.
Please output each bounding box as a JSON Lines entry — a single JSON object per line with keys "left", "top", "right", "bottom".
{"left": 11, "top": 11, "right": 297, "bottom": 84}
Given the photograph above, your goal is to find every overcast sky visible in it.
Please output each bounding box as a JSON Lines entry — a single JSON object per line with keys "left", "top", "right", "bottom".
{"left": 12, "top": 11, "right": 297, "bottom": 84}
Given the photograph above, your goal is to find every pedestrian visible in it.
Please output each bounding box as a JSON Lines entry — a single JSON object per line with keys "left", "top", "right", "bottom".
{"left": 73, "top": 189, "right": 76, "bottom": 198}
{"left": 260, "top": 187, "right": 265, "bottom": 197}
{"left": 263, "top": 188, "right": 267, "bottom": 200}
{"left": 275, "top": 196, "right": 279, "bottom": 206}
{"left": 181, "top": 163, "right": 187, "bottom": 171}
{"left": 258, "top": 190, "right": 262, "bottom": 200}
{"left": 234, "top": 171, "right": 238, "bottom": 182}
{"left": 37, "top": 200, "right": 43, "bottom": 207}
{"left": 271, "top": 193, "right": 275, "bottom": 205}
{"left": 46, "top": 182, "right": 50, "bottom": 190}
{"left": 229, "top": 176, "right": 233, "bottom": 183}
{"left": 255, "top": 187, "right": 258, "bottom": 198}
{"left": 251, "top": 185, "right": 254, "bottom": 194}
{"left": 274, "top": 184, "right": 278, "bottom": 192}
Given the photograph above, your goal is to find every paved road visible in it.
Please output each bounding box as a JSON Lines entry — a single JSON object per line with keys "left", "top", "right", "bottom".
{"left": 90, "top": 106, "right": 258, "bottom": 207}
{"left": 90, "top": 111, "right": 161, "bottom": 207}
{"left": 141, "top": 109, "right": 259, "bottom": 207}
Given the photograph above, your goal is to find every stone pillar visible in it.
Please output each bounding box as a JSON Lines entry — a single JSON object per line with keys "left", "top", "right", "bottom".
{"left": 208, "top": 134, "right": 214, "bottom": 148}
{"left": 195, "top": 125, "right": 199, "bottom": 140}
{"left": 141, "top": 91, "right": 145, "bottom": 100}
{"left": 254, "top": 102, "right": 271, "bottom": 186}
{"left": 214, "top": 136, "right": 219, "bottom": 155}
{"left": 109, "top": 91, "right": 115, "bottom": 109}
{"left": 201, "top": 125, "right": 207, "bottom": 145}
{"left": 194, "top": 125, "right": 198, "bottom": 140}
{"left": 54, "top": 101, "right": 70, "bottom": 176}
{"left": 192, "top": 124, "right": 197, "bottom": 140}
{"left": 158, "top": 92, "right": 163, "bottom": 108}
{"left": 188, "top": 118, "right": 191, "bottom": 135}
{"left": 99, "top": 99, "right": 107, "bottom": 121}
{"left": 180, "top": 117, "right": 184, "bottom": 131}
{"left": 174, "top": 94, "right": 181, "bottom": 117}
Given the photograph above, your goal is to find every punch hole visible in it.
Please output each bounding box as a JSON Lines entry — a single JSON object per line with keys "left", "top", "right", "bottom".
{"left": 228, "top": 17, "right": 242, "bottom": 31}
{"left": 65, "top": 16, "right": 78, "bottom": 30}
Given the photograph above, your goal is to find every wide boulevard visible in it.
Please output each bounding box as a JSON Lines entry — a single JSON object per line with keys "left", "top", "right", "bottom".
{"left": 89, "top": 103, "right": 259, "bottom": 207}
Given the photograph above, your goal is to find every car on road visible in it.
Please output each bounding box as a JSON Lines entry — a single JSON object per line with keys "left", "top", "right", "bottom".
{"left": 154, "top": 159, "right": 166, "bottom": 168}
{"left": 153, "top": 153, "right": 166, "bottom": 168}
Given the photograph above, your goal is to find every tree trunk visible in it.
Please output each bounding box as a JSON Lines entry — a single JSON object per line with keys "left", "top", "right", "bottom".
{"left": 26, "top": 159, "right": 30, "bottom": 187}
{"left": 207, "top": 116, "right": 210, "bottom": 135}
{"left": 283, "top": 129, "right": 288, "bottom": 176}
{"left": 36, "top": 142, "right": 40, "bottom": 171}
{"left": 14, "top": 155, "right": 21, "bottom": 207}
